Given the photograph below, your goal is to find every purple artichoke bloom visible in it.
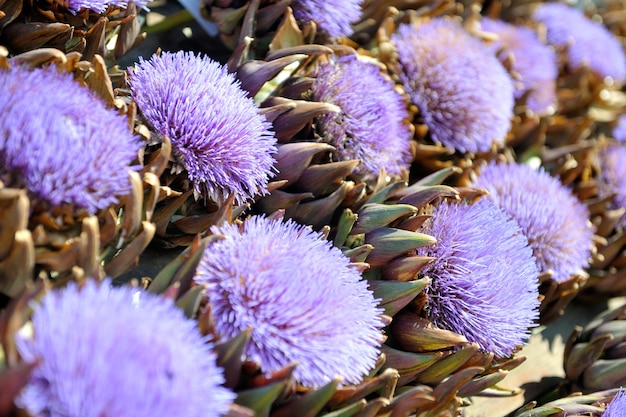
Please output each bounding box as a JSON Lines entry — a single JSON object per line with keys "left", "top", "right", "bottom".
{"left": 15, "top": 279, "right": 234, "bottom": 417}
{"left": 473, "top": 161, "right": 594, "bottom": 283}
{"left": 614, "top": 115, "right": 626, "bottom": 142}
{"left": 604, "top": 390, "right": 626, "bottom": 416}
{"left": 416, "top": 198, "right": 540, "bottom": 357}
{"left": 481, "top": 17, "right": 558, "bottom": 115}
{"left": 291, "top": 0, "right": 362, "bottom": 38}
{"left": 533, "top": 3, "right": 626, "bottom": 85}
{"left": 58, "top": 0, "right": 149, "bottom": 15}
{"left": 599, "top": 144, "right": 626, "bottom": 228}
{"left": 194, "top": 215, "right": 385, "bottom": 387}
{"left": 391, "top": 18, "right": 515, "bottom": 154}
{"left": 311, "top": 54, "right": 413, "bottom": 179}
{"left": 128, "top": 51, "right": 277, "bottom": 205}
{"left": 0, "top": 65, "right": 141, "bottom": 214}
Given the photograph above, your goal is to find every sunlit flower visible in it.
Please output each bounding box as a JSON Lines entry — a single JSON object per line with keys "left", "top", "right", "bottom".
{"left": 481, "top": 17, "right": 558, "bottom": 115}
{"left": 16, "top": 280, "right": 234, "bottom": 417}
{"left": 128, "top": 51, "right": 277, "bottom": 204}
{"left": 194, "top": 215, "right": 385, "bottom": 387}
{"left": 416, "top": 198, "right": 540, "bottom": 357}
{"left": 533, "top": 3, "right": 626, "bottom": 84}
{"left": 311, "top": 54, "right": 413, "bottom": 179}
{"left": 604, "top": 389, "right": 626, "bottom": 416}
{"left": 0, "top": 65, "right": 141, "bottom": 214}
{"left": 473, "top": 161, "right": 594, "bottom": 283}
{"left": 60, "top": 0, "right": 149, "bottom": 14}
{"left": 392, "top": 17, "right": 514, "bottom": 154}
{"left": 291, "top": 0, "right": 362, "bottom": 38}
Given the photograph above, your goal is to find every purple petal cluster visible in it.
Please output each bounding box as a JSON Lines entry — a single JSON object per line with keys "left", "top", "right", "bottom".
{"left": 392, "top": 18, "right": 514, "bottom": 154}
{"left": 614, "top": 115, "right": 626, "bottom": 142}
{"left": 0, "top": 65, "right": 141, "bottom": 214}
{"left": 291, "top": 0, "right": 362, "bottom": 38}
{"left": 311, "top": 54, "right": 413, "bottom": 179}
{"left": 473, "top": 161, "right": 594, "bottom": 283}
{"left": 481, "top": 17, "right": 558, "bottom": 116}
{"left": 599, "top": 144, "right": 626, "bottom": 228}
{"left": 16, "top": 279, "right": 234, "bottom": 417}
{"left": 416, "top": 198, "right": 540, "bottom": 357}
{"left": 128, "top": 51, "right": 277, "bottom": 205}
{"left": 59, "top": 0, "right": 149, "bottom": 15}
{"left": 194, "top": 215, "right": 385, "bottom": 387}
{"left": 604, "top": 390, "right": 626, "bottom": 417}
{"left": 533, "top": 3, "right": 626, "bottom": 85}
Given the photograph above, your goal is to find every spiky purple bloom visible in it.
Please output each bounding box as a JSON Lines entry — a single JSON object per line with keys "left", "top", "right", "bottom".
{"left": 311, "top": 54, "right": 413, "bottom": 179}
{"left": 416, "top": 198, "right": 540, "bottom": 357}
{"left": 599, "top": 144, "right": 626, "bottom": 228}
{"left": 128, "top": 51, "right": 277, "bottom": 205}
{"left": 291, "top": 0, "right": 361, "bottom": 38}
{"left": 0, "top": 66, "right": 141, "bottom": 214}
{"left": 15, "top": 279, "right": 234, "bottom": 417}
{"left": 481, "top": 17, "right": 558, "bottom": 115}
{"left": 392, "top": 18, "right": 515, "bottom": 154}
{"left": 604, "top": 389, "right": 626, "bottom": 417}
{"left": 614, "top": 115, "right": 626, "bottom": 142}
{"left": 194, "top": 215, "right": 385, "bottom": 387}
{"left": 533, "top": 3, "right": 626, "bottom": 85}
{"left": 58, "top": 0, "right": 149, "bottom": 15}
{"left": 473, "top": 161, "right": 594, "bottom": 283}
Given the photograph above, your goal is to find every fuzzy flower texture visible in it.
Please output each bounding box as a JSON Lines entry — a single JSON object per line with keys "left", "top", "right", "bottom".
{"left": 533, "top": 3, "right": 626, "bottom": 85}
{"left": 599, "top": 144, "right": 626, "bottom": 229}
{"left": 16, "top": 280, "right": 233, "bottom": 417}
{"left": 614, "top": 115, "right": 626, "bottom": 143}
{"left": 481, "top": 17, "right": 558, "bottom": 116}
{"left": 291, "top": 0, "right": 362, "bottom": 38}
{"left": 417, "top": 198, "right": 539, "bottom": 357}
{"left": 0, "top": 65, "right": 141, "bottom": 214}
{"left": 312, "top": 54, "right": 413, "bottom": 179}
{"left": 473, "top": 161, "right": 594, "bottom": 283}
{"left": 57, "top": 0, "right": 149, "bottom": 15}
{"left": 392, "top": 18, "right": 514, "bottom": 154}
{"left": 128, "top": 51, "right": 277, "bottom": 205}
{"left": 604, "top": 390, "right": 626, "bottom": 416}
{"left": 194, "top": 215, "right": 384, "bottom": 387}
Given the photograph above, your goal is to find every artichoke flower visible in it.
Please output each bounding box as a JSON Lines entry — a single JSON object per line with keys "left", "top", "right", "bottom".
{"left": 562, "top": 302, "right": 626, "bottom": 394}
{"left": 0, "top": 51, "right": 158, "bottom": 300}
{"left": 511, "top": 388, "right": 623, "bottom": 417}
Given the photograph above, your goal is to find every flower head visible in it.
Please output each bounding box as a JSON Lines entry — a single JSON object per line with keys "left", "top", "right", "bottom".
{"left": 392, "top": 18, "right": 514, "bottom": 154}
{"left": 604, "top": 389, "right": 626, "bottom": 417}
{"left": 416, "top": 198, "right": 540, "bottom": 357}
{"left": 599, "top": 144, "right": 626, "bottom": 228}
{"left": 614, "top": 115, "right": 626, "bottom": 142}
{"left": 472, "top": 161, "right": 594, "bottom": 283}
{"left": 291, "top": 0, "right": 362, "bottom": 38}
{"left": 128, "top": 51, "right": 277, "bottom": 205}
{"left": 311, "top": 54, "right": 413, "bottom": 179}
{"left": 194, "top": 215, "right": 384, "bottom": 387}
{"left": 0, "top": 65, "right": 141, "bottom": 214}
{"left": 481, "top": 17, "right": 558, "bottom": 115}
{"left": 16, "top": 279, "right": 234, "bottom": 417}
{"left": 533, "top": 3, "right": 626, "bottom": 85}
{"left": 58, "top": 0, "right": 149, "bottom": 15}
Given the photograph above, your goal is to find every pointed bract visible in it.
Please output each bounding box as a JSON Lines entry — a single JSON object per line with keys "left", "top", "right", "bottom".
{"left": 194, "top": 215, "right": 385, "bottom": 387}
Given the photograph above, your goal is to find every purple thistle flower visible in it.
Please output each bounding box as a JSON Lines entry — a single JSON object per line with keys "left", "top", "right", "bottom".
{"left": 59, "top": 0, "right": 149, "bottom": 15}
{"left": 481, "top": 17, "right": 558, "bottom": 116}
{"left": 599, "top": 144, "right": 626, "bottom": 228}
{"left": 533, "top": 3, "right": 626, "bottom": 85}
{"left": 472, "top": 161, "right": 594, "bottom": 283}
{"left": 416, "top": 198, "right": 540, "bottom": 357}
{"left": 0, "top": 65, "right": 141, "bottom": 214}
{"left": 128, "top": 51, "right": 277, "bottom": 205}
{"left": 604, "top": 389, "right": 626, "bottom": 417}
{"left": 15, "top": 279, "right": 234, "bottom": 417}
{"left": 194, "top": 215, "right": 385, "bottom": 387}
{"left": 391, "top": 18, "right": 515, "bottom": 154}
{"left": 291, "top": 0, "right": 362, "bottom": 38}
{"left": 311, "top": 54, "right": 413, "bottom": 179}
{"left": 614, "top": 115, "right": 626, "bottom": 142}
